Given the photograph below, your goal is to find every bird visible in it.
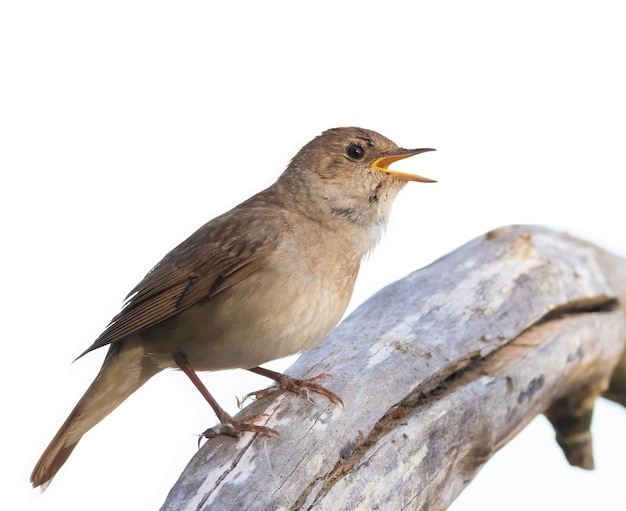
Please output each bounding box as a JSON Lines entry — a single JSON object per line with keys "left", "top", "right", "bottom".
{"left": 30, "top": 127, "right": 435, "bottom": 489}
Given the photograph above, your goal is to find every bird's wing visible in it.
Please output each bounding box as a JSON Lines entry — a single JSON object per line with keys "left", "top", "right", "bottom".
{"left": 76, "top": 208, "right": 283, "bottom": 358}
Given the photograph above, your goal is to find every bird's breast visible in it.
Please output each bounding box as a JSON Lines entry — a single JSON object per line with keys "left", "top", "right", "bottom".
{"left": 143, "top": 240, "right": 360, "bottom": 372}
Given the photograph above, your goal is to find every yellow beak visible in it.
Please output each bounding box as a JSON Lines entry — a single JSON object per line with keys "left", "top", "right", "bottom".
{"left": 371, "top": 148, "right": 436, "bottom": 182}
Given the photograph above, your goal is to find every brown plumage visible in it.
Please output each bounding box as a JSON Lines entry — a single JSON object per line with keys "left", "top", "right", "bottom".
{"left": 31, "top": 127, "right": 435, "bottom": 488}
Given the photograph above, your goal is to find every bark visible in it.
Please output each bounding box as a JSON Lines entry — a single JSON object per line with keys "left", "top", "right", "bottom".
{"left": 161, "top": 225, "right": 626, "bottom": 511}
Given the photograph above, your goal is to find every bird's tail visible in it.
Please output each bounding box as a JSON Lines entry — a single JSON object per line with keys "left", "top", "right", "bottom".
{"left": 30, "top": 340, "right": 159, "bottom": 489}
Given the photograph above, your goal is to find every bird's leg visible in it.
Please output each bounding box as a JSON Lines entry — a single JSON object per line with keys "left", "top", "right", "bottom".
{"left": 173, "top": 352, "right": 276, "bottom": 438}
{"left": 245, "top": 366, "right": 344, "bottom": 407}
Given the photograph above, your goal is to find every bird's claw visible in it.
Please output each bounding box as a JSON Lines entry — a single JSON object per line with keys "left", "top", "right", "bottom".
{"left": 198, "top": 414, "right": 276, "bottom": 447}
{"left": 237, "top": 388, "right": 277, "bottom": 408}
{"left": 244, "top": 372, "right": 343, "bottom": 408}
{"left": 281, "top": 373, "right": 344, "bottom": 408}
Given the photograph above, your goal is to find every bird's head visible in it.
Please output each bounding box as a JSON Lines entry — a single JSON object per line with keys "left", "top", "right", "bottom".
{"left": 280, "top": 127, "right": 435, "bottom": 228}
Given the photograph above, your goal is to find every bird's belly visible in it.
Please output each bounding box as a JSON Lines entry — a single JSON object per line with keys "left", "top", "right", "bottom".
{"left": 143, "top": 276, "right": 351, "bottom": 371}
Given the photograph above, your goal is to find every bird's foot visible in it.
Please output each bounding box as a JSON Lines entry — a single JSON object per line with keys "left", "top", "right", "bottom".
{"left": 200, "top": 413, "right": 276, "bottom": 443}
{"left": 274, "top": 373, "right": 344, "bottom": 406}
{"left": 243, "top": 368, "right": 344, "bottom": 408}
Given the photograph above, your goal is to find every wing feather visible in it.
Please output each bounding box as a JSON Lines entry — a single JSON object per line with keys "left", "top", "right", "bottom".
{"left": 76, "top": 207, "right": 283, "bottom": 358}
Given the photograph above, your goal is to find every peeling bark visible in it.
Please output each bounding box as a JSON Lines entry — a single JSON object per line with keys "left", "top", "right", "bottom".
{"left": 161, "top": 225, "right": 626, "bottom": 511}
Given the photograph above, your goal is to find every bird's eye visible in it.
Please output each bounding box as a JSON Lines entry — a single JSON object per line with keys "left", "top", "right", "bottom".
{"left": 346, "top": 144, "right": 365, "bottom": 160}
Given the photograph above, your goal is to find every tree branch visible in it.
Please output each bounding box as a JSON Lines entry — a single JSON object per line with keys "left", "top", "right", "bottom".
{"left": 161, "top": 225, "right": 626, "bottom": 511}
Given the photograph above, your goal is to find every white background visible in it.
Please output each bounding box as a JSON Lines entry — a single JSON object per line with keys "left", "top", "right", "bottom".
{"left": 2, "top": 2, "right": 625, "bottom": 510}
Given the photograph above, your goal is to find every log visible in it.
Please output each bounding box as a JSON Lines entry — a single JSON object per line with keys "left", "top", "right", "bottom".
{"left": 161, "top": 225, "right": 626, "bottom": 511}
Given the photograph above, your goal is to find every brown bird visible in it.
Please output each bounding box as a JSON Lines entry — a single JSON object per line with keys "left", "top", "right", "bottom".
{"left": 30, "top": 127, "right": 435, "bottom": 488}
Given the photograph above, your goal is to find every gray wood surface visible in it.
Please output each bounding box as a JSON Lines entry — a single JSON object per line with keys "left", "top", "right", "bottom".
{"left": 161, "top": 225, "right": 626, "bottom": 511}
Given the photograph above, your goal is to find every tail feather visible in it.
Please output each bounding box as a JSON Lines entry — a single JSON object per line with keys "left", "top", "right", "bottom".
{"left": 31, "top": 340, "right": 159, "bottom": 488}
{"left": 31, "top": 409, "right": 82, "bottom": 490}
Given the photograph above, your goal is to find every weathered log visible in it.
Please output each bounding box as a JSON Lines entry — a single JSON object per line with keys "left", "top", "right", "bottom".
{"left": 595, "top": 245, "right": 626, "bottom": 406}
{"left": 161, "top": 225, "right": 626, "bottom": 511}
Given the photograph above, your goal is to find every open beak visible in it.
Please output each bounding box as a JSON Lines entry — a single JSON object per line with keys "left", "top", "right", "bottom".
{"left": 371, "top": 148, "right": 436, "bottom": 182}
